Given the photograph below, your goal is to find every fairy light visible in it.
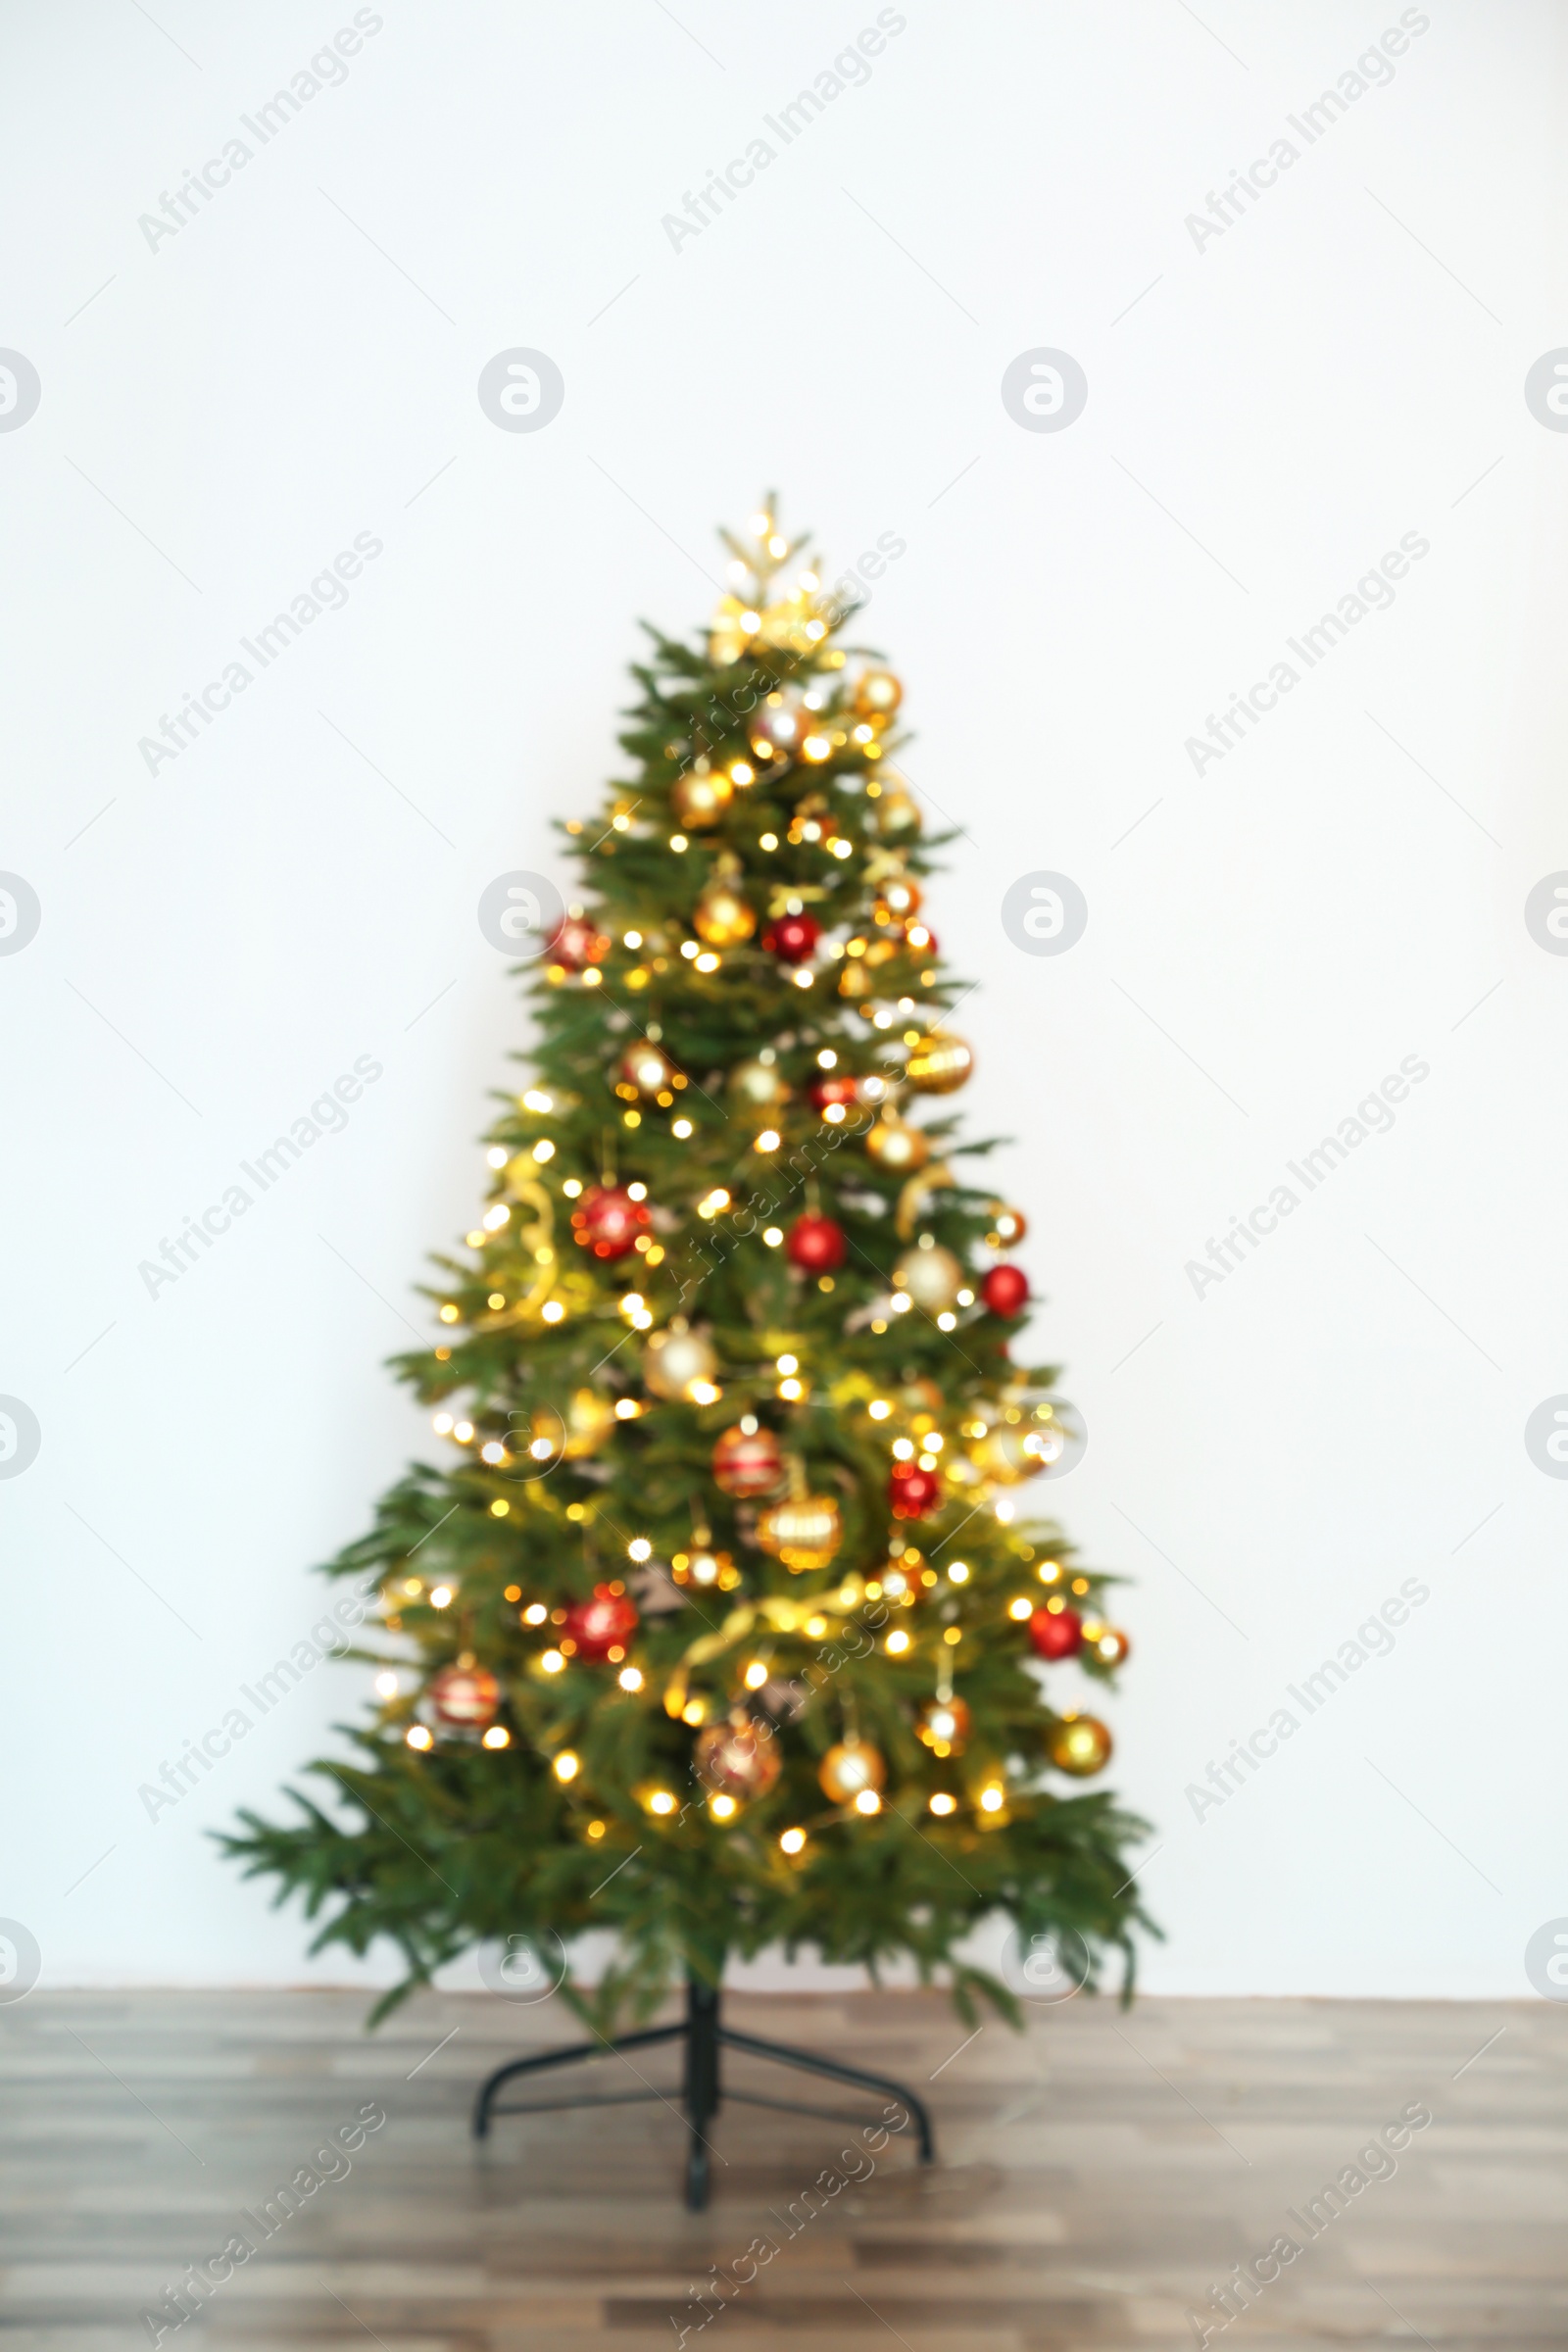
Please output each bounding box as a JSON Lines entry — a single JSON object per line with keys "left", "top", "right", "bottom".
{"left": 614, "top": 1398, "right": 641, "bottom": 1419}
{"left": 743, "top": 1660, "right": 768, "bottom": 1690}
{"left": 755, "top": 1128, "right": 780, "bottom": 1152}
{"left": 805, "top": 1614, "right": 828, "bottom": 1639}
{"left": 760, "top": 831, "right": 779, "bottom": 851}
{"left": 480, "top": 1442, "right": 506, "bottom": 1464}
{"left": 947, "top": 1561, "right": 970, "bottom": 1583}
{"left": 710, "top": 1793, "right": 739, "bottom": 1822}
{"left": 891, "top": 1438, "right": 914, "bottom": 1460}
{"left": 680, "top": 940, "right": 700, "bottom": 959}
{"left": 854, "top": 1788, "right": 881, "bottom": 1816}
{"left": 373, "top": 1671, "right": 399, "bottom": 1698}
{"left": 454, "top": 1421, "right": 474, "bottom": 1443}
{"left": 486, "top": 1146, "right": 508, "bottom": 1168}
{"left": 626, "top": 1181, "right": 648, "bottom": 1200}
{"left": 937, "top": 1312, "right": 957, "bottom": 1331}
{"left": 1007, "top": 1596, "right": 1033, "bottom": 1621}
{"left": 695, "top": 951, "right": 720, "bottom": 972}
{"left": 776, "top": 1354, "right": 799, "bottom": 1375}
{"left": 523, "top": 1089, "right": 553, "bottom": 1112}
{"left": 553, "top": 1751, "right": 580, "bottom": 1782}
{"left": 762, "top": 1226, "right": 783, "bottom": 1247}
{"left": 886, "top": 1628, "right": 910, "bottom": 1654}
{"left": 778, "top": 1378, "right": 803, "bottom": 1400}
{"left": 430, "top": 1585, "right": 454, "bottom": 1609}
{"left": 979, "top": 1784, "right": 1005, "bottom": 1813}
{"left": 563, "top": 1178, "right": 583, "bottom": 1198}
{"left": 791, "top": 968, "right": 813, "bottom": 989}
{"left": 816, "top": 1049, "right": 838, "bottom": 1068}
{"left": 542, "top": 1300, "right": 565, "bottom": 1323}
{"left": 892, "top": 1292, "right": 911, "bottom": 1313}
{"left": 689, "top": 1380, "right": 721, "bottom": 1404}
{"left": 532, "top": 1140, "right": 555, "bottom": 1162}
{"left": 439, "top": 1303, "right": 460, "bottom": 1323}
{"left": 523, "top": 1602, "right": 548, "bottom": 1625}
{"left": 623, "top": 930, "right": 643, "bottom": 949}
{"left": 868, "top": 1399, "right": 892, "bottom": 1420}
{"left": 779, "top": 1827, "right": 807, "bottom": 1854}
{"left": 406, "top": 1725, "right": 433, "bottom": 1750}
{"left": 541, "top": 1649, "right": 565, "bottom": 1673}
{"left": 646, "top": 1788, "right": 677, "bottom": 1816}
{"left": 482, "top": 1726, "right": 510, "bottom": 1748}
{"left": 488, "top": 1293, "right": 506, "bottom": 1310}
{"left": 672, "top": 1118, "right": 694, "bottom": 1138}
{"left": 730, "top": 760, "right": 754, "bottom": 785}
{"left": 628, "top": 1538, "right": 653, "bottom": 1561}
{"left": 929, "top": 1791, "right": 957, "bottom": 1817}
{"left": 490, "top": 1499, "right": 510, "bottom": 1518}
{"left": 670, "top": 833, "right": 689, "bottom": 852}
{"left": 432, "top": 1413, "right": 454, "bottom": 1435}
{"left": 618, "top": 1665, "right": 644, "bottom": 1691}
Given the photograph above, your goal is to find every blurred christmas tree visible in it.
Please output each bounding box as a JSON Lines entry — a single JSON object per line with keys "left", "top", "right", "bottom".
{"left": 224, "top": 504, "right": 1152, "bottom": 2030}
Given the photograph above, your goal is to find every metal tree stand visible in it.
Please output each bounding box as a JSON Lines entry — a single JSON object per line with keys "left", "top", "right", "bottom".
{"left": 472, "top": 1975, "right": 935, "bottom": 2210}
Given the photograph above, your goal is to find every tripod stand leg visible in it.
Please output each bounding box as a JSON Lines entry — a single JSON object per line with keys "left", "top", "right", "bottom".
{"left": 718, "top": 2025, "right": 935, "bottom": 2163}
{"left": 472, "top": 2020, "right": 685, "bottom": 2138}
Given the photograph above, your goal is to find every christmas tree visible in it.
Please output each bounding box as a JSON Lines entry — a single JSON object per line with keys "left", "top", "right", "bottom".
{"left": 224, "top": 505, "right": 1152, "bottom": 2030}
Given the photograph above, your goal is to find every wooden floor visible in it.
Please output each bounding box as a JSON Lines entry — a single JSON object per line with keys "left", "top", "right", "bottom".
{"left": 1, "top": 1987, "right": 1563, "bottom": 2349}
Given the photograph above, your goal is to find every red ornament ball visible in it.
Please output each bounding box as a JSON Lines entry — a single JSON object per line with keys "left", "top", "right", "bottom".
{"left": 889, "top": 1460, "right": 943, "bottom": 1519}
{"left": 981, "top": 1262, "right": 1030, "bottom": 1317}
{"left": 786, "top": 1213, "right": 847, "bottom": 1274}
{"left": 1029, "top": 1605, "right": 1083, "bottom": 1661}
{"left": 711, "top": 1423, "right": 785, "bottom": 1497}
{"left": 571, "top": 1185, "right": 651, "bottom": 1260}
{"left": 808, "top": 1072, "right": 859, "bottom": 1114}
{"left": 563, "top": 1587, "right": 640, "bottom": 1661}
{"left": 762, "top": 911, "right": 820, "bottom": 964}
{"left": 549, "top": 916, "right": 611, "bottom": 971}
{"left": 428, "top": 1663, "right": 501, "bottom": 1728}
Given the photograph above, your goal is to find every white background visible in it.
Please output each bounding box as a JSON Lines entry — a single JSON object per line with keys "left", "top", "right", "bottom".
{"left": 3, "top": 0, "right": 1564, "bottom": 2002}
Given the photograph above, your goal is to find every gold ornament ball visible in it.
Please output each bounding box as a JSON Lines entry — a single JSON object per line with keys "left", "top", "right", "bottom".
{"left": 905, "top": 1031, "right": 974, "bottom": 1095}
{"left": 915, "top": 1694, "right": 971, "bottom": 1756}
{"left": 864, "top": 1114, "right": 930, "bottom": 1173}
{"left": 672, "top": 768, "right": 734, "bottom": 829}
{"left": 730, "top": 1056, "right": 790, "bottom": 1117}
{"left": 694, "top": 882, "right": 756, "bottom": 948}
{"left": 875, "top": 874, "right": 922, "bottom": 923}
{"left": 619, "top": 1041, "right": 678, "bottom": 1099}
{"left": 893, "top": 1242, "right": 965, "bottom": 1313}
{"left": 561, "top": 1388, "right": 616, "bottom": 1459}
{"left": 985, "top": 1202, "right": 1028, "bottom": 1250}
{"left": 695, "top": 1717, "right": 782, "bottom": 1800}
{"left": 818, "top": 1737, "right": 886, "bottom": 1804}
{"left": 1047, "top": 1713, "right": 1113, "bottom": 1777}
{"left": 855, "top": 669, "right": 903, "bottom": 721}
{"left": 644, "top": 1326, "right": 718, "bottom": 1401}
{"left": 748, "top": 694, "right": 810, "bottom": 760}
{"left": 757, "top": 1492, "right": 843, "bottom": 1573}
{"left": 1094, "top": 1627, "right": 1131, "bottom": 1667}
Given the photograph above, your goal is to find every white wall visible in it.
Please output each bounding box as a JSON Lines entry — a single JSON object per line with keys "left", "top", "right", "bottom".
{"left": 3, "top": 0, "right": 1564, "bottom": 2002}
